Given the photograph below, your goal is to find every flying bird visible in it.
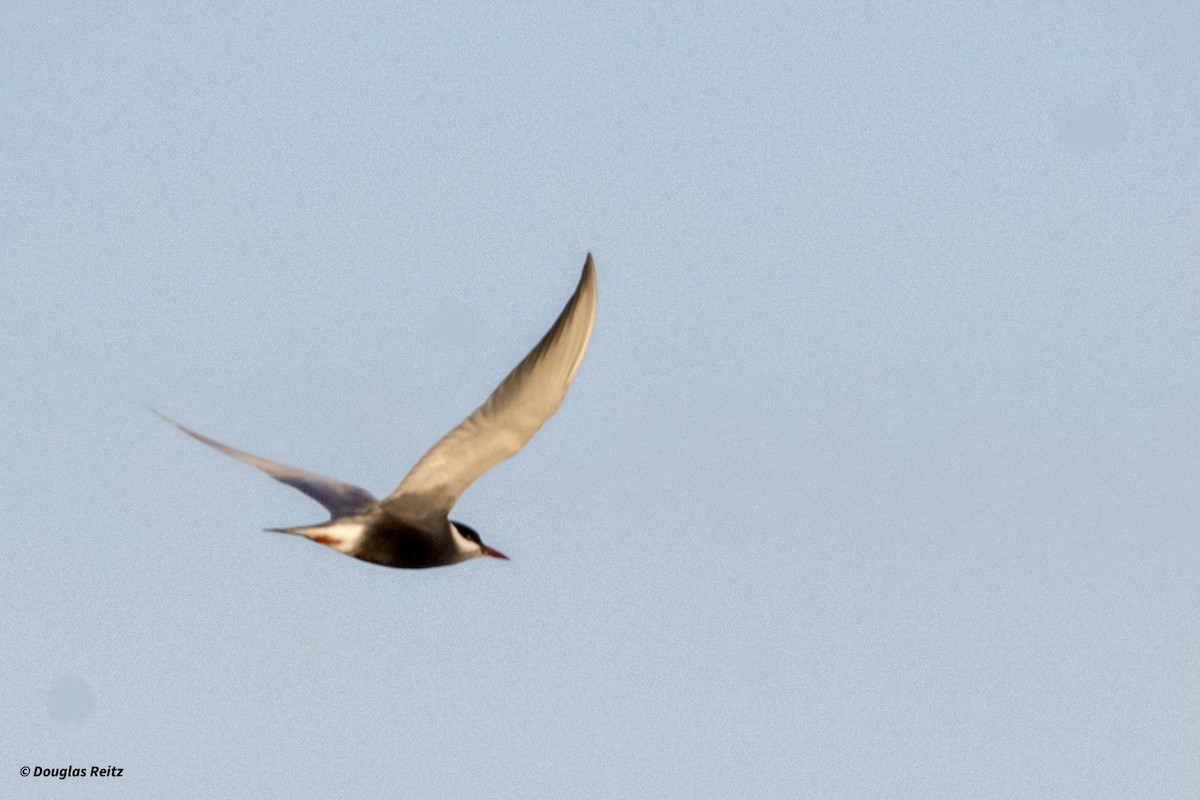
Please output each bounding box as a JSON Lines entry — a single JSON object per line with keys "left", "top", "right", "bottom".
{"left": 156, "top": 254, "right": 597, "bottom": 568}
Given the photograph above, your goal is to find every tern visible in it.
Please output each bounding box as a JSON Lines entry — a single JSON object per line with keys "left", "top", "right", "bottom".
{"left": 156, "top": 254, "right": 597, "bottom": 568}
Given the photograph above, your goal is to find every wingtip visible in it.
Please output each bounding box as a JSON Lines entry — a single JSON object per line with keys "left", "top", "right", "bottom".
{"left": 150, "top": 408, "right": 209, "bottom": 445}
{"left": 580, "top": 253, "right": 597, "bottom": 293}
{"left": 149, "top": 406, "right": 176, "bottom": 426}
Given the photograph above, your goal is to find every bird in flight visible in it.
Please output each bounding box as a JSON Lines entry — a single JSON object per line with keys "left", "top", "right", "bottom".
{"left": 156, "top": 254, "right": 597, "bottom": 569}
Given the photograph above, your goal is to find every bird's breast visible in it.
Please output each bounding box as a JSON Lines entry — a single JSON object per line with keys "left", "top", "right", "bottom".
{"left": 352, "top": 515, "right": 459, "bottom": 569}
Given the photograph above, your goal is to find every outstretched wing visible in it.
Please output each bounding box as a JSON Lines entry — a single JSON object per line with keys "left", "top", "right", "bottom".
{"left": 154, "top": 410, "right": 378, "bottom": 520}
{"left": 383, "top": 254, "right": 598, "bottom": 519}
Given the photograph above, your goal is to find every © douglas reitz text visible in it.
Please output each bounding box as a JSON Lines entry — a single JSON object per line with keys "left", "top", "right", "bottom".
{"left": 21, "top": 765, "right": 123, "bottom": 779}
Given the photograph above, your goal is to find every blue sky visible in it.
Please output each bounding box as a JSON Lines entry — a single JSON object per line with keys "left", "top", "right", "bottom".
{"left": 1, "top": 3, "right": 1196, "bottom": 798}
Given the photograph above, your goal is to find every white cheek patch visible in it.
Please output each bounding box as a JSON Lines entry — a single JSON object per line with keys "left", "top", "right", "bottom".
{"left": 448, "top": 523, "right": 484, "bottom": 559}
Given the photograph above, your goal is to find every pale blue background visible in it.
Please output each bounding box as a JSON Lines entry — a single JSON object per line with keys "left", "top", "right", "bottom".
{"left": 2, "top": 3, "right": 1196, "bottom": 798}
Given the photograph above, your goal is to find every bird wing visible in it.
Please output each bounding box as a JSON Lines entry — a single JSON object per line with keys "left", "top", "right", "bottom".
{"left": 154, "top": 410, "right": 378, "bottom": 520}
{"left": 382, "top": 254, "right": 598, "bottom": 519}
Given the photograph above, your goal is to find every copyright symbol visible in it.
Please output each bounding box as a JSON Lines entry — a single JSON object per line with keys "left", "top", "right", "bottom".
{"left": 20, "top": 766, "right": 29, "bottom": 777}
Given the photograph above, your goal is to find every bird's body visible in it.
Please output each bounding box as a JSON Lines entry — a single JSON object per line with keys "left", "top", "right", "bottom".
{"left": 157, "top": 255, "right": 597, "bottom": 569}
{"left": 269, "top": 515, "right": 484, "bottom": 569}
{"left": 352, "top": 516, "right": 461, "bottom": 570}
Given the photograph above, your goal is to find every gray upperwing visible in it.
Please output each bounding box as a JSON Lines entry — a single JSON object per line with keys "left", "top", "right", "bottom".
{"left": 382, "top": 254, "right": 597, "bottom": 518}
{"left": 153, "top": 410, "right": 378, "bottom": 520}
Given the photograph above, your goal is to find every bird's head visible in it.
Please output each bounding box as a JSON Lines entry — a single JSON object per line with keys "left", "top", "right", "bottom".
{"left": 450, "top": 521, "right": 509, "bottom": 561}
